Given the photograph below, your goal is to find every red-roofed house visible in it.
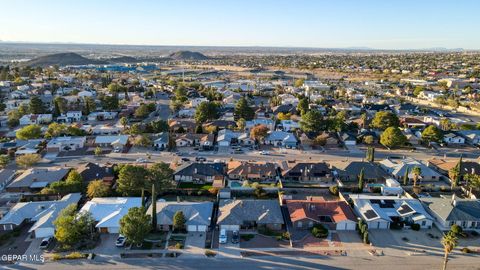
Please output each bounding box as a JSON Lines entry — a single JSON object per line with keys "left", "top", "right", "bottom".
{"left": 286, "top": 200, "right": 357, "bottom": 230}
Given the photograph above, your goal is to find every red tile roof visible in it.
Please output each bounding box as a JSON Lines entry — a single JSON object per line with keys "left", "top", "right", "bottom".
{"left": 286, "top": 199, "right": 356, "bottom": 223}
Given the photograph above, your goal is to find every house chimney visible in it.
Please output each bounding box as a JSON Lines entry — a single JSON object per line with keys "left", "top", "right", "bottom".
{"left": 451, "top": 194, "right": 457, "bottom": 207}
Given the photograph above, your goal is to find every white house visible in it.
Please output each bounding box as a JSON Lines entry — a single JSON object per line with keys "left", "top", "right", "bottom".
{"left": 0, "top": 193, "right": 82, "bottom": 238}
{"left": 278, "top": 120, "right": 300, "bottom": 132}
{"left": 421, "top": 195, "right": 480, "bottom": 232}
{"left": 443, "top": 133, "right": 465, "bottom": 144}
{"left": 379, "top": 158, "right": 443, "bottom": 182}
{"left": 79, "top": 197, "right": 142, "bottom": 233}
{"left": 350, "top": 194, "right": 433, "bottom": 230}
{"left": 46, "top": 136, "right": 86, "bottom": 153}
{"left": 19, "top": 114, "right": 53, "bottom": 125}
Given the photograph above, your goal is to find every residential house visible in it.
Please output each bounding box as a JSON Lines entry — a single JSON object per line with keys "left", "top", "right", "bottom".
{"left": 421, "top": 195, "right": 480, "bottom": 232}
{"left": 87, "top": 111, "right": 118, "bottom": 121}
{"left": 229, "top": 134, "right": 250, "bottom": 148}
{"left": 174, "top": 162, "right": 225, "bottom": 184}
{"left": 277, "top": 120, "right": 300, "bottom": 132}
{"left": 79, "top": 197, "right": 142, "bottom": 233}
{"left": 217, "top": 129, "right": 241, "bottom": 147}
{"left": 330, "top": 161, "right": 389, "bottom": 186}
{"left": 227, "top": 161, "right": 278, "bottom": 183}
{"left": 393, "top": 103, "right": 419, "bottom": 116}
{"left": 379, "top": 157, "right": 443, "bottom": 182}
{"left": 57, "top": 111, "right": 82, "bottom": 123}
{"left": 280, "top": 161, "right": 333, "bottom": 184}
{"left": 264, "top": 131, "right": 298, "bottom": 148}
{"left": 169, "top": 119, "right": 196, "bottom": 133}
{"left": 94, "top": 135, "right": 129, "bottom": 151}
{"left": 46, "top": 136, "right": 86, "bottom": 153}
{"left": 91, "top": 124, "right": 121, "bottom": 135}
{"left": 0, "top": 169, "right": 16, "bottom": 191}
{"left": 153, "top": 132, "right": 169, "bottom": 150}
{"left": 217, "top": 199, "right": 284, "bottom": 231}
{"left": 6, "top": 168, "right": 70, "bottom": 193}
{"left": 19, "top": 114, "right": 53, "bottom": 126}
{"left": 443, "top": 132, "right": 465, "bottom": 144}
{"left": 0, "top": 193, "right": 82, "bottom": 238}
{"left": 245, "top": 119, "right": 275, "bottom": 131}
{"left": 286, "top": 199, "right": 356, "bottom": 230}
{"left": 175, "top": 133, "right": 214, "bottom": 150}
{"left": 457, "top": 130, "right": 480, "bottom": 145}
{"left": 427, "top": 158, "right": 480, "bottom": 185}
{"left": 400, "top": 117, "right": 427, "bottom": 129}
{"left": 77, "top": 162, "right": 115, "bottom": 185}
{"left": 148, "top": 201, "right": 213, "bottom": 232}
{"left": 350, "top": 194, "right": 433, "bottom": 230}
{"left": 338, "top": 132, "right": 357, "bottom": 146}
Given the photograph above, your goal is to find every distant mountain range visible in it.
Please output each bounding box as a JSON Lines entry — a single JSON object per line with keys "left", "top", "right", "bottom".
{"left": 20, "top": 50, "right": 210, "bottom": 67}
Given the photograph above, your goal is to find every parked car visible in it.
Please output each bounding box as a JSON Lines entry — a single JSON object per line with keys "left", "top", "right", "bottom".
{"left": 259, "top": 150, "right": 270, "bottom": 155}
{"left": 196, "top": 157, "right": 207, "bottom": 162}
{"left": 136, "top": 158, "right": 148, "bottom": 163}
{"left": 116, "top": 235, "right": 127, "bottom": 247}
{"left": 39, "top": 237, "right": 52, "bottom": 249}
{"left": 232, "top": 230, "right": 239, "bottom": 244}
{"left": 219, "top": 229, "right": 227, "bottom": 244}
{"left": 113, "top": 148, "right": 121, "bottom": 153}
{"left": 181, "top": 157, "right": 191, "bottom": 162}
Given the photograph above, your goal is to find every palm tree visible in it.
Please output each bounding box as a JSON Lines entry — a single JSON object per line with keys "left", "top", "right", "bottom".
{"left": 411, "top": 166, "right": 422, "bottom": 187}
{"left": 441, "top": 231, "right": 458, "bottom": 270}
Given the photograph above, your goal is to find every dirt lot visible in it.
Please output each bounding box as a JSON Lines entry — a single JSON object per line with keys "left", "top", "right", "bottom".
{"left": 369, "top": 228, "right": 480, "bottom": 256}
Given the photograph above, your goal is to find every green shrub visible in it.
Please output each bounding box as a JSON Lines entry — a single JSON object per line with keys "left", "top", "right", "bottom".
{"left": 282, "top": 232, "right": 290, "bottom": 240}
{"left": 461, "top": 247, "right": 471, "bottom": 253}
{"left": 175, "top": 242, "right": 183, "bottom": 249}
{"left": 311, "top": 224, "right": 328, "bottom": 238}
{"left": 411, "top": 223, "right": 420, "bottom": 231}
{"left": 363, "top": 232, "right": 369, "bottom": 244}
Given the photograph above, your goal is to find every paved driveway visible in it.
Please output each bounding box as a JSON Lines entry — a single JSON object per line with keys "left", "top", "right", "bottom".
{"left": 185, "top": 232, "right": 206, "bottom": 248}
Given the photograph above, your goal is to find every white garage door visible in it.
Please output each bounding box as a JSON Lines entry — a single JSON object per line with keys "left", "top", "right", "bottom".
{"left": 187, "top": 225, "right": 197, "bottom": 232}
{"left": 220, "top": 225, "right": 240, "bottom": 231}
{"left": 197, "top": 225, "right": 207, "bottom": 232}
{"left": 369, "top": 221, "right": 380, "bottom": 229}
{"left": 108, "top": 227, "right": 120, "bottom": 234}
{"left": 379, "top": 222, "right": 389, "bottom": 229}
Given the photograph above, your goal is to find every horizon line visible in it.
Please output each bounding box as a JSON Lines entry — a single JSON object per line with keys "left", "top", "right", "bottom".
{"left": 0, "top": 40, "right": 475, "bottom": 52}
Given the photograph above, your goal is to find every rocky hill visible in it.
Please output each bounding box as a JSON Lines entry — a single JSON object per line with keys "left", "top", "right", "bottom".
{"left": 23, "top": 52, "right": 107, "bottom": 67}
{"left": 168, "top": 50, "right": 209, "bottom": 60}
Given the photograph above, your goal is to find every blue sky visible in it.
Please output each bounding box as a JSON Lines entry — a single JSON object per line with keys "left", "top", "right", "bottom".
{"left": 0, "top": 0, "right": 479, "bottom": 49}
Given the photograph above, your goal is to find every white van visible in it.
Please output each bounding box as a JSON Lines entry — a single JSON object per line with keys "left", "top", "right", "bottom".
{"left": 219, "top": 229, "right": 227, "bottom": 244}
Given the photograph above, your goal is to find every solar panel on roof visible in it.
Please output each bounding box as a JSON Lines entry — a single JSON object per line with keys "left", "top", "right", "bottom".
{"left": 397, "top": 204, "right": 415, "bottom": 215}
{"left": 364, "top": 209, "right": 378, "bottom": 219}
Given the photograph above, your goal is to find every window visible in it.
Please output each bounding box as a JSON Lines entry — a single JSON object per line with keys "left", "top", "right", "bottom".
{"left": 421, "top": 221, "right": 426, "bottom": 226}
{"left": 297, "top": 221, "right": 303, "bottom": 228}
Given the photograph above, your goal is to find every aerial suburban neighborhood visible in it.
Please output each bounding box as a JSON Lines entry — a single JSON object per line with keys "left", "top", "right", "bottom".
{"left": 0, "top": 1, "right": 480, "bottom": 270}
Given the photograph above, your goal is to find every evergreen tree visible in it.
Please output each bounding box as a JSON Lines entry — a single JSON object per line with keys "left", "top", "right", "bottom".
{"left": 151, "top": 183, "right": 157, "bottom": 231}
{"left": 358, "top": 168, "right": 365, "bottom": 191}
{"left": 403, "top": 167, "right": 409, "bottom": 186}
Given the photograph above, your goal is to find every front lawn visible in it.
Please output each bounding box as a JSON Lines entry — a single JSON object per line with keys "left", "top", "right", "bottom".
{"left": 177, "top": 183, "right": 212, "bottom": 190}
